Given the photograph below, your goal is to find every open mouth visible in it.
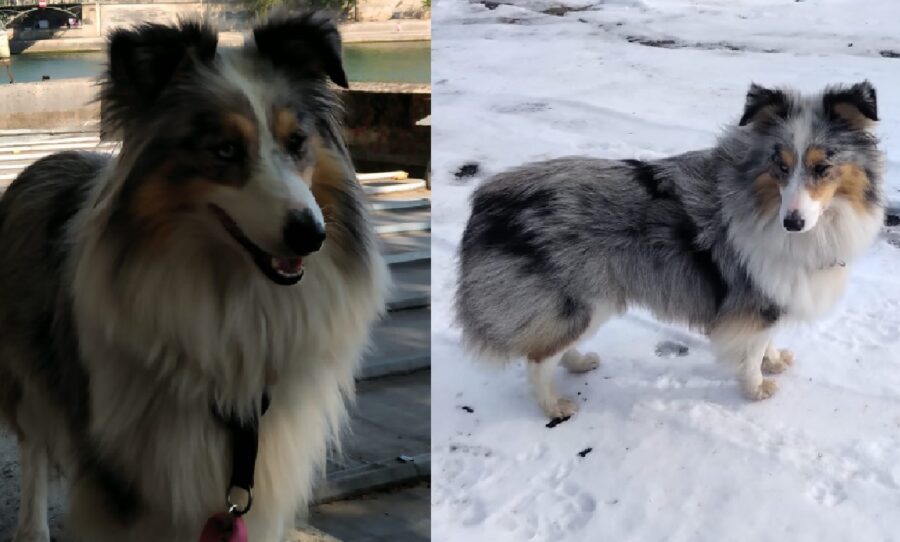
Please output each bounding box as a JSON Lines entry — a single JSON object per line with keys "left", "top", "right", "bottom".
{"left": 209, "top": 204, "right": 305, "bottom": 286}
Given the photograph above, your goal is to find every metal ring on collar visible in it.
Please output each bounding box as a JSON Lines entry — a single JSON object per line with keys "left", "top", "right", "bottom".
{"left": 226, "top": 486, "right": 253, "bottom": 517}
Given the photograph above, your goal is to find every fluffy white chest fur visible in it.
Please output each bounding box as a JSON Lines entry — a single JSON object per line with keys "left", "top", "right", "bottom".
{"left": 730, "top": 200, "right": 883, "bottom": 321}
{"left": 64, "top": 190, "right": 390, "bottom": 541}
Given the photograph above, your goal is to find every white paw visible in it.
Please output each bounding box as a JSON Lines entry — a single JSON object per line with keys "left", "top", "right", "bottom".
{"left": 561, "top": 350, "right": 601, "bottom": 374}
{"left": 14, "top": 529, "right": 50, "bottom": 542}
{"left": 744, "top": 378, "right": 778, "bottom": 401}
{"left": 540, "top": 396, "right": 578, "bottom": 419}
{"left": 762, "top": 348, "right": 794, "bottom": 374}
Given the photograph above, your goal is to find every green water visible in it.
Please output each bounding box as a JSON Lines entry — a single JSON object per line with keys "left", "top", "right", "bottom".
{"left": 7, "top": 41, "right": 430, "bottom": 84}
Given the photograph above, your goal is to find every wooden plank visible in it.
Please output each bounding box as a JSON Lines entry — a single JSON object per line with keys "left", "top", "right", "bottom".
{"left": 310, "top": 483, "right": 431, "bottom": 542}
{"left": 326, "top": 370, "right": 430, "bottom": 474}
{"left": 359, "top": 306, "right": 430, "bottom": 380}
{"left": 357, "top": 171, "right": 409, "bottom": 181}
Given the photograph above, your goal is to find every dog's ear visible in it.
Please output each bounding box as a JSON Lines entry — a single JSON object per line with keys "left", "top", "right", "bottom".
{"left": 104, "top": 21, "right": 218, "bottom": 113}
{"left": 253, "top": 13, "right": 349, "bottom": 89}
{"left": 823, "top": 80, "right": 878, "bottom": 129}
{"left": 739, "top": 83, "right": 790, "bottom": 126}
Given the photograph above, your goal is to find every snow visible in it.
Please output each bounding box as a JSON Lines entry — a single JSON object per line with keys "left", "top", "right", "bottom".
{"left": 430, "top": 1, "right": 900, "bottom": 540}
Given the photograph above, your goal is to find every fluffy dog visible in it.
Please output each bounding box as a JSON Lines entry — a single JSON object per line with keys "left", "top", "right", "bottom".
{"left": 456, "top": 82, "right": 883, "bottom": 419}
{"left": 0, "top": 13, "right": 388, "bottom": 541}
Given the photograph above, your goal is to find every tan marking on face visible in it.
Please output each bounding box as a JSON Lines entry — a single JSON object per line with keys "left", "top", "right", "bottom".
{"left": 753, "top": 172, "right": 781, "bottom": 215}
{"left": 272, "top": 107, "right": 299, "bottom": 146}
{"left": 779, "top": 148, "right": 796, "bottom": 169}
{"left": 131, "top": 161, "right": 217, "bottom": 249}
{"left": 833, "top": 102, "right": 875, "bottom": 130}
{"left": 806, "top": 179, "right": 838, "bottom": 207}
{"left": 225, "top": 112, "right": 257, "bottom": 147}
{"left": 833, "top": 163, "right": 873, "bottom": 212}
{"left": 310, "top": 136, "right": 353, "bottom": 244}
{"left": 803, "top": 147, "right": 828, "bottom": 169}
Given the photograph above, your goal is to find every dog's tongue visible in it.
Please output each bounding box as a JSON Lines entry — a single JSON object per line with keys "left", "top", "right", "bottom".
{"left": 272, "top": 257, "right": 303, "bottom": 275}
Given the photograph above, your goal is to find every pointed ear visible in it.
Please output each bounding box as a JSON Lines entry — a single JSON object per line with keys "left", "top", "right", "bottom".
{"left": 253, "top": 13, "right": 349, "bottom": 89}
{"left": 103, "top": 21, "right": 218, "bottom": 113}
{"left": 738, "top": 83, "right": 790, "bottom": 126}
{"left": 823, "top": 80, "right": 878, "bottom": 129}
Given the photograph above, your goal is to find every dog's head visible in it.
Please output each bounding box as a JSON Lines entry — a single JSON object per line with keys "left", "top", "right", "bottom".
{"left": 102, "top": 14, "right": 353, "bottom": 285}
{"left": 737, "top": 81, "right": 881, "bottom": 233}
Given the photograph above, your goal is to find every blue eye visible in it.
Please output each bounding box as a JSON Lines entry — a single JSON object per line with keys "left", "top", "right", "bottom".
{"left": 214, "top": 141, "right": 242, "bottom": 161}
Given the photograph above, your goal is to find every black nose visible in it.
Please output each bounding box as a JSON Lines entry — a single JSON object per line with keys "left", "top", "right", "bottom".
{"left": 283, "top": 209, "right": 325, "bottom": 255}
{"left": 783, "top": 210, "right": 805, "bottom": 232}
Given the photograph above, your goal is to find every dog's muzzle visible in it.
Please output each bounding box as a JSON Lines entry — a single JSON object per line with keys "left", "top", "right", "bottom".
{"left": 283, "top": 208, "right": 326, "bottom": 257}
{"left": 209, "top": 204, "right": 324, "bottom": 286}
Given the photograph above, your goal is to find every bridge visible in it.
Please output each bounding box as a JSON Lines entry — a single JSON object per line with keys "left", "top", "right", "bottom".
{"left": 0, "top": 3, "right": 82, "bottom": 27}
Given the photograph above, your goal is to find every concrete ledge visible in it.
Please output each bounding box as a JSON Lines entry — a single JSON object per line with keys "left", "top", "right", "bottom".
{"left": 0, "top": 78, "right": 99, "bottom": 130}
{"left": 10, "top": 21, "right": 429, "bottom": 54}
{"left": 0, "top": 78, "right": 431, "bottom": 172}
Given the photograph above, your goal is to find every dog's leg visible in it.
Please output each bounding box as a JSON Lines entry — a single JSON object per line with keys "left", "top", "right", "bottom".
{"left": 14, "top": 439, "right": 50, "bottom": 542}
{"left": 559, "top": 303, "right": 617, "bottom": 374}
{"left": 710, "top": 320, "right": 776, "bottom": 401}
{"left": 560, "top": 349, "right": 601, "bottom": 373}
{"left": 762, "top": 343, "right": 794, "bottom": 374}
{"left": 528, "top": 354, "right": 578, "bottom": 419}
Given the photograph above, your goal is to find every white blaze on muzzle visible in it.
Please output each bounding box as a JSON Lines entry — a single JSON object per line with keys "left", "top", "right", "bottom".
{"left": 779, "top": 174, "right": 821, "bottom": 233}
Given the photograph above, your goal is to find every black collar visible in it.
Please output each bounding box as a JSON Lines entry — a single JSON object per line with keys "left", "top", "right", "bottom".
{"left": 212, "top": 392, "right": 270, "bottom": 516}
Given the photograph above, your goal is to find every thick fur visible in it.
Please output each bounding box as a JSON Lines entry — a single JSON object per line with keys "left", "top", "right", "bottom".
{"left": 456, "top": 82, "right": 884, "bottom": 418}
{"left": 0, "top": 14, "right": 388, "bottom": 542}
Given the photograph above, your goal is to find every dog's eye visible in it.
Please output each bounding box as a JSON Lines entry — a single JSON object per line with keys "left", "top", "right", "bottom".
{"left": 286, "top": 132, "right": 306, "bottom": 157}
{"left": 814, "top": 164, "right": 831, "bottom": 177}
{"left": 214, "top": 141, "right": 241, "bottom": 161}
{"left": 771, "top": 150, "right": 790, "bottom": 174}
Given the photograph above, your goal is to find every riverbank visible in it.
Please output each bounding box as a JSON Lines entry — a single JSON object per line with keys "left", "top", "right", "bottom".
{"left": 9, "top": 19, "right": 430, "bottom": 55}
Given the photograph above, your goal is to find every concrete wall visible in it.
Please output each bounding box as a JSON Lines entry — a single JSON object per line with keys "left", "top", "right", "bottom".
{"left": 344, "top": 82, "right": 429, "bottom": 171}
{"left": 6, "top": 0, "right": 427, "bottom": 38}
{"left": 0, "top": 77, "right": 99, "bottom": 130}
{"left": 356, "top": 0, "right": 430, "bottom": 22}
{"left": 0, "top": 77, "right": 430, "bottom": 172}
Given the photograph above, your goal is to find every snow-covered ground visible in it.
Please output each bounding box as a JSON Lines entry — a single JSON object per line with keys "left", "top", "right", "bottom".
{"left": 431, "top": 1, "right": 900, "bottom": 540}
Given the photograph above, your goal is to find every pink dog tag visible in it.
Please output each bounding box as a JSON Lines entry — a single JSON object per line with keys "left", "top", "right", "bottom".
{"left": 199, "top": 513, "right": 247, "bottom": 542}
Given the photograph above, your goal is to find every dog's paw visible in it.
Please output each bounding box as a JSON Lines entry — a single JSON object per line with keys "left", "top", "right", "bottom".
{"left": 540, "top": 396, "right": 578, "bottom": 419}
{"left": 762, "top": 348, "right": 794, "bottom": 374}
{"left": 744, "top": 378, "right": 778, "bottom": 401}
{"left": 561, "top": 350, "right": 600, "bottom": 374}
{"left": 14, "top": 529, "right": 50, "bottom": 542}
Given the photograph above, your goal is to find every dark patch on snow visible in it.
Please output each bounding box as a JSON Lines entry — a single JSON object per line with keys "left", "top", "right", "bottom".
{"left": 460, "top": 405, "right": 475, "bottom": 413}
{"left": 885, "top": 214, "right": 900, "bottom": 227}
{"left": 495, "top": 101, "right": 549, "bottom": 114}
{"left": 626, "top": 36, "right": 678, "bottom": 48}
{"left": 455, "top": 163, "right": 480, "bottom": 179}
{"left": 655, "top": 340, "right": 690, "bottom": 358}
{"left": 542, "top": 5, "right": 593, "bottom": 17}
{"left": 886, "top": 235, "right": 900, "bottom": 250}
{"left": 577, "top": 447, "right": 593, "bottom": 458}
{"left": 625, "top": 35, "right": 781, "bottom": 54}
{"left": 546, "top": 416, "right": 571, "bottom": 428}
{"left": 880, "top": 50, "right": 900, "bottom": 58}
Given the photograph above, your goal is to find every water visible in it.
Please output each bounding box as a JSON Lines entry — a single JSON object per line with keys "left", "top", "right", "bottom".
{"left": 7, "top": 41, "right": 430, "bottom": 84}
